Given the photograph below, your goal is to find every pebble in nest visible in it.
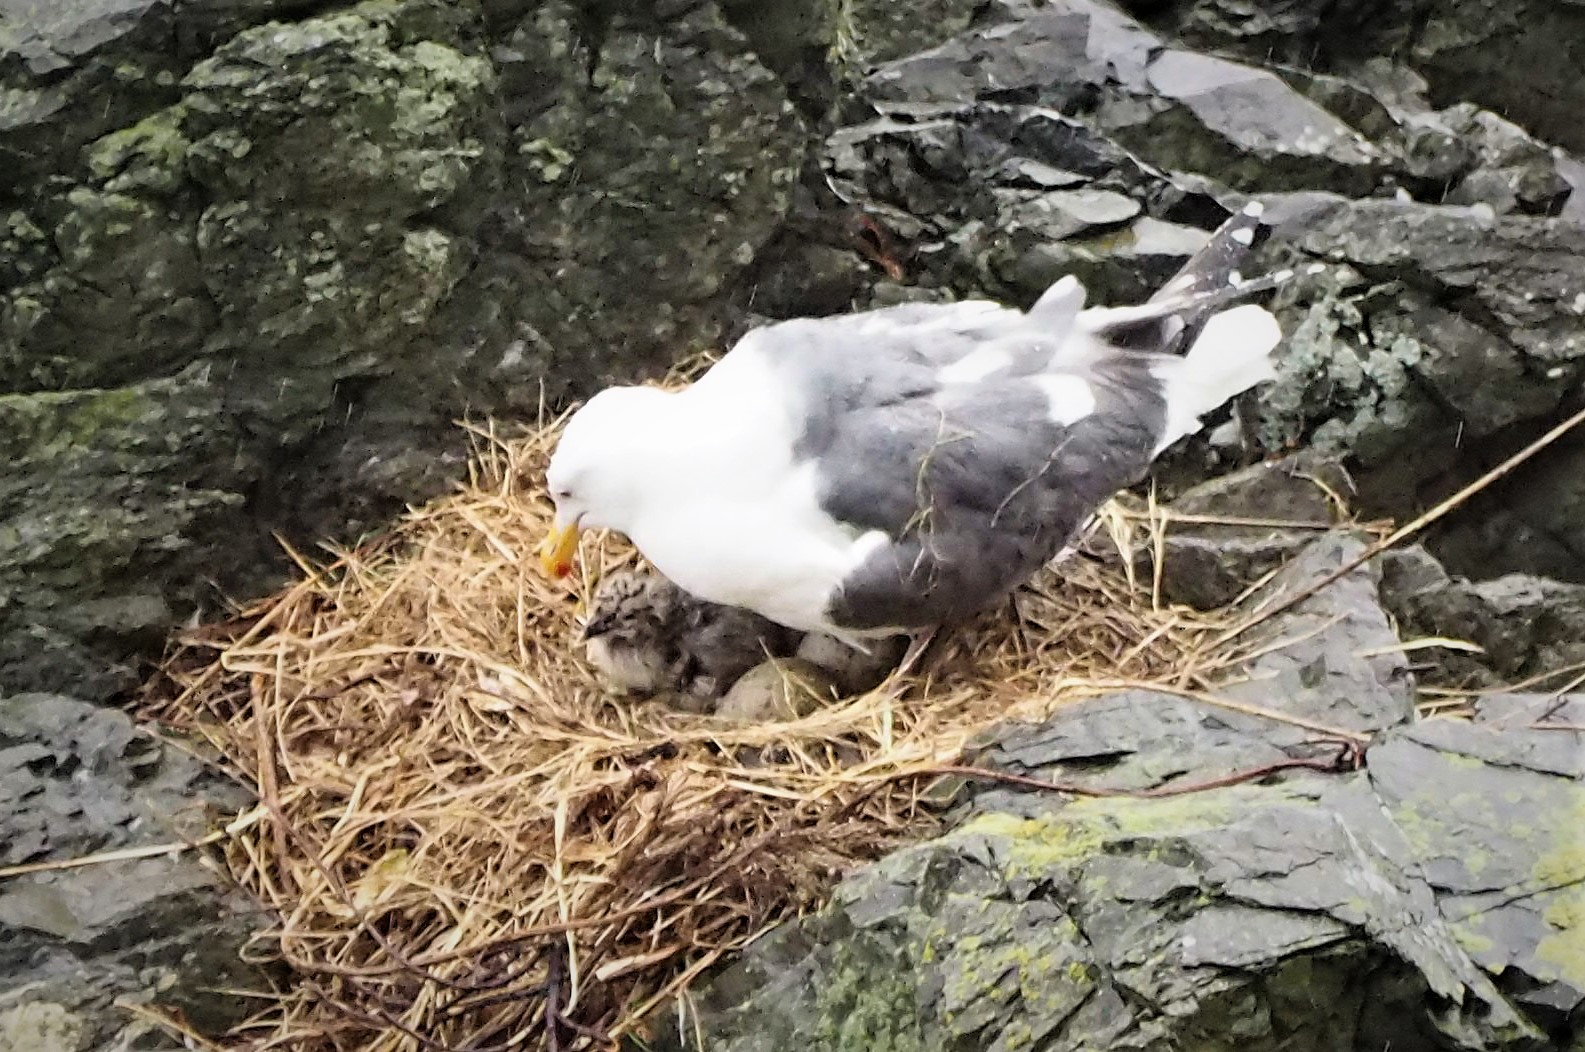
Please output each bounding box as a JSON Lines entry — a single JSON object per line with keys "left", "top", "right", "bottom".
{"left": 580, "top": 570, "right": 803, "bottom": 702}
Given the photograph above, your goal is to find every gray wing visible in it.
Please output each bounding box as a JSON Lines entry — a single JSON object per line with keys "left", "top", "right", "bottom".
{"left": 751, "top": 305, "right": 1167, "bottom": 632}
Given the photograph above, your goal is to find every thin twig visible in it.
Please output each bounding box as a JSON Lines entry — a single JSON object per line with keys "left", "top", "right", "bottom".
{"left": 912, "top": 749, "right": 1357, "bottom": 800}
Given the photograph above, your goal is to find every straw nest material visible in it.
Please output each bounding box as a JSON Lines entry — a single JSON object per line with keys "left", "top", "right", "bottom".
{"left": 139, "top": 411, "right": 1298, "bottom": 1052}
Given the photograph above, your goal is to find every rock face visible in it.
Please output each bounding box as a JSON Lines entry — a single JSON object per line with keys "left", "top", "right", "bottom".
{"left": 0, "top": 0, "right": 804, "bottom": 697}
{"left": 644, "top": 536, "right": 1584, "bottom": 1052}
{"left": 0, "top": 693, "right": 264, "bottom": 1051}
{"left": 8, "top": 0, "right": 1585, "bottom": 1046}
{"left": 1138, "top": 0, "right": 1585, "bottom": 158}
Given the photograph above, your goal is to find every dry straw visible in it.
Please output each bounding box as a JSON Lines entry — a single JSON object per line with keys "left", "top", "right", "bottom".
{"left": 138, "top": 403, "right": 1390, "bottom": 1051}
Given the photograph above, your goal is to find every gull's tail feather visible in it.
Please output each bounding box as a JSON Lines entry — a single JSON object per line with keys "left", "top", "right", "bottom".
{"left": 1149, "top": 200, "right": 1269, "bottom": 306}
{"left": 1149, "top": 303, "right": 1281, "bottom": 455}
{"left": 1076, "top": 200, "right": 1314, "bottom": 355}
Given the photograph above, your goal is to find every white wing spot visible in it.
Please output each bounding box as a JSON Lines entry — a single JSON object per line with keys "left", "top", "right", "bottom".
{"left": 1231, "top": 226, "right": 1255, "bottom": 246}
{"left": 1034, "top": 374, "right": 1096, "bottom": 426}
{"left": 1243, "top": 201, "right": 1264, "bottom": 218}
{"left": 937, "top": 346, "right": 1014, "bottom": 384}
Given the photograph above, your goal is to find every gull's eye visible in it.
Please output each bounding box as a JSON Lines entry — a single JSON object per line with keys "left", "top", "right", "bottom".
{"left": 552, "top": 487, "right": 572, "bottom": 502}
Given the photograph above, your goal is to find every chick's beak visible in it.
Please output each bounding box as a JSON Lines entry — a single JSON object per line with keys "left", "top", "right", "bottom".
{"left": 538, "top": 518, "right": 581, "bottom": 579}
{"left": 579, "top": 609, "right": 616, "bottom": 641}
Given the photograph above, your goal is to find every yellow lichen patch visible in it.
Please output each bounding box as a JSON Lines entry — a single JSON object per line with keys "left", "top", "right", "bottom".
{"left": 1533, "top": 797, "right": 1585, "bottom": 985}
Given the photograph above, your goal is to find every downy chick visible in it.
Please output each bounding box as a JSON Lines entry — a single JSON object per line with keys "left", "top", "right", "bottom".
{"left": 581, "top": 570, "right": 802, "bottom": 700}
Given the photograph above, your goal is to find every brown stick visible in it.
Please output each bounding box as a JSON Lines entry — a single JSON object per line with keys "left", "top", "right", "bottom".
{"left": 901, "top": 748, "right": 1357, "bottom": 801}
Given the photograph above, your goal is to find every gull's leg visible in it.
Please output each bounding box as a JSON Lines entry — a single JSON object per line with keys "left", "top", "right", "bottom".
{"left": 893, "top": 627, "right": 939, "bottom": 679}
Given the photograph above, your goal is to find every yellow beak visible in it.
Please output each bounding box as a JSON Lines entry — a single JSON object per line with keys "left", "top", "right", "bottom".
{"left": 538, "top": 518, "right": 581, "bottom": 579}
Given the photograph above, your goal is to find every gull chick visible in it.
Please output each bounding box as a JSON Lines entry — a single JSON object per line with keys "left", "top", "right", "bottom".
{"left": 581, "top": 570, "right": 802, "bottom": 700}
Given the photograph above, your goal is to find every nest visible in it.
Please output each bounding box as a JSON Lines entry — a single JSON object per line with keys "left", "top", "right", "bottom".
{"left": 141, "top": 412, "right": 1281, "bottom": 1052}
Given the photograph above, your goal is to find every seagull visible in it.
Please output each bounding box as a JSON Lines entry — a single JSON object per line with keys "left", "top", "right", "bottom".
{"left": 540, "top": 202, "right": 1294, "bottom": 658}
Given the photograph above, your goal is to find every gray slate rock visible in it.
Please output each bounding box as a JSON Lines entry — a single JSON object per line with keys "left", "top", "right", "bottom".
{"left": 1251, "top": 195, "right": 1585, "bottom": 581}
{"left": 1220, "top": 531, "right": 1415, "bottom": 735}
{"left": 650, "top": 772, "right": 1550, "bottom": 1052}
{"left": 1142, "top": 0, "right": 1585, "bottom": 158}
{"left": 0, "top": 693, "right": 263, "bottom": 1051}
{"left": 1381, "top": 548, "right": 1585, "bottom": 689}
{"left": 818, "top": 2, "right": 1585, "bottom": 595}
{"left": 1369, "top": 717, "right": 1585, "bottom": 1037}
{"left": 642, "top": 534, "right": 1579, "bottom": 1051}
{"left": 1145, "top": 453, "right": 1356, "bottom": 610}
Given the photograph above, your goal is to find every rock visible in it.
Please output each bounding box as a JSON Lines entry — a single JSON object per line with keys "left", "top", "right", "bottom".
{"left": 643, "top": 529, "right": 1580, "bottom": 1050}
{"left": 650, "top": 772, "right": 1551, "bottom": 1051}
{"left": 1141, "top": 0, "right": 1585, "bottom": 158}
{"left": 1369, "top": 717, "right": 1585, "bottom": 1038}
{"left": 1143, "top": 0, "right": 1585, "bottom": 158}
{"left": 1380, "top": 548, "right": 1585, "bottom": 688}
{"left": 1147, "top": 453, "right": 1356, "bottom": 610}
{"left": 1219, "top": 532, "right": 1415, "bottom": 735}
{"left": 984, "top": 531, "right": 1409, "bottom": 808}
{"left": 1249, "top": 195, "right": 1585, "bottom": 580}
{"left": 0, "top": 0, "right": 181, "bottom": 190}
{"left": 823, "top": 103, "right": 1224, "bottom": 307}
{"left": 0, "top": 368, "right": 251, "bottom": 699}
{"left": 860, "top": 0, "right": 1460, "bottom": 198}
{"left": 839, "top": 0, "right": 987, "bottom": 67}
{"left": 1429, "top": 431, "right": 1585, "bottom": 584}
{"left": 0, "top": 693, "right": 264, "bottom": 1050}
{"left": 715, "top": 659, "right": 840, "bottom": 722}
{"left": 816, "top": 1, "right": 1585, "bottom": 580}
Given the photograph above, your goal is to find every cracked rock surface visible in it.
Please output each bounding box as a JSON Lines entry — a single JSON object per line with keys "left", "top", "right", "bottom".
{"left": 0, "top": 693, "right": 262, "bottom": 1052}
{"left": 643, "top": 537, "right": 1584, "bottom": 1052}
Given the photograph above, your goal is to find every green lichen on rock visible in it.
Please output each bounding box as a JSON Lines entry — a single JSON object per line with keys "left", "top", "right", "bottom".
{"left": 837, "top": 0, "right": 982, "bottom": 67}
{"left": 649, "top": 762, "right": 1548, "bottom": 1052}
{"left": 483, "top": 0, "right": 802, "bottom": 404}
{"left": 813, "top": 942, "right": 925, "bottom": 1052}
{"left": 0, "top": 0, "right": 518, "bottom": 695}
{"left": 1369, "top": 720, "right": 1585, "bottom": 1029}
{"left": 181, "top": 1, "right": 496, "bottom": 211}
{"left": 0, "top": 369, "right": 249, "bottom": 696}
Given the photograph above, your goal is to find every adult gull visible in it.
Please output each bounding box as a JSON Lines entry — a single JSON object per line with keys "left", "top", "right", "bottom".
{"left": 539, "top": 202, "right": 1293, "bottom": 649}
